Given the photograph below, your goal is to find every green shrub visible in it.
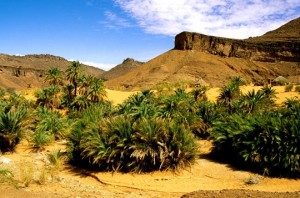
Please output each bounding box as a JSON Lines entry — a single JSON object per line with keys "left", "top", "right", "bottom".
{"left": 295, "top": 85, "right": 300, "bottom": 92}
{"left": 273, "top": 76, "right": 287, "bottom": 85}
{"left": 217, "top": 77, "right": 243, "bottom": 112}
{"left": 238, "top": 86, "right": 276, "bottom": 114}
{"left": 67, "top": 103, "right": 113, "bottom": 163}
{"left": 8, "top": 93, "right": 33, "bottom": 108}
{"left": 284, "top": 84, "right": 294, "bottom": 92}
{"left": 0, "top": 89, "right": 5, "bottom": 98}
{"left": 35, "top": 85, "right": 61, "bottom": 109}
{"left": 0, "top": 106, "right": 28, "bottom": 152}
{"left": 31, "top": 126, "right": 54, "bottom": 149}
{"left": 79, "top": 115, "right": 134, "bottom": 171}
{"left": 67, "top": 120, "right": 91, "bottom": 164}
{"left": 191, "top": 101, "right": 219, "bottom": 138}
{"left": 211, "top": 106, "right": 300, "bottom": 177}
{"left": 31, "top": 110, "right": 69, "bottom": 149}
{"left": 68, "top": 115, "right": 198, "bottom": 172}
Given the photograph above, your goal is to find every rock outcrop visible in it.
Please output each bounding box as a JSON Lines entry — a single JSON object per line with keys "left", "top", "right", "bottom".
{"left": 174, "top": 32, "right": 300, "bottom": 63}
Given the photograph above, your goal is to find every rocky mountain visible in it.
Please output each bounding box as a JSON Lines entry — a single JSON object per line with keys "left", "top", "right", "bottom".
{"left": 0, "top": 54, "right": 105, "bottom": 90}
{"left": 101, "top": 58, "right": 143, "bottom": 81}
{"left": 106, "top": 17, "right": 300, "bottom": 89}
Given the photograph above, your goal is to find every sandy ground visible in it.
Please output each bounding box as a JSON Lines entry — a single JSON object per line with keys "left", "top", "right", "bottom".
{"left": 1, "top": 86, "right": 300, "bottom": 198}
{"left": 21, "top": 88, "right": 137, "bottom": 106}
{"left": 21, "top": 86, "right": 300, "bottom": 106}
{"left": 105, "top": 89, "right": 137, "bottom": 105}
{"left": 206, "top": 85, "right": 300, "bottom": 104}
{"left": 1, "top": 140, "right": 299, "bottom": 198}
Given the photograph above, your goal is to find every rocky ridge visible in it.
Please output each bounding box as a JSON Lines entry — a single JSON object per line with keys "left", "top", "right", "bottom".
{"left": 0, "top": 54, "right": 104, "bottom": 90}
{"left": 101, "top": 58, "right": 143, "bottom": 81}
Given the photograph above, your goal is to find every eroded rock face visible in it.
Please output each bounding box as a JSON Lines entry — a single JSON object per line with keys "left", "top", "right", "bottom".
{"left": 174, "top": 32, "right": 300, "bottom": 62}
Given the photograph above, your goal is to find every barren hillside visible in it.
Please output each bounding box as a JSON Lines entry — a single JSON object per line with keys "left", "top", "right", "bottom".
{"left": 0, "top": 54, "right": 104, "bottom": 90}
{"left": 101, "top": 58, "right": 143, "bottom": 81}
{"left": 247, "top": 17, "right": 300, "bottom": 42}
{"left": 106, "top": 17, "right": 300, "bottom": 89}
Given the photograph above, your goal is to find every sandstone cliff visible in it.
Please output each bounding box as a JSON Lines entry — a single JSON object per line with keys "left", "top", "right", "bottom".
{"left": 174, "top": 31, "right": 299, "bottom": 63}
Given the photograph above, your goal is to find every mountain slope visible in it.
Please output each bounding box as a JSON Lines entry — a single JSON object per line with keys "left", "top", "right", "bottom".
{"left": 0, "top": 54, "right": 105, "bottom": 90}
{"left": 106, "top": 17, "right": 300, "bottom": 89}
{"left": 248, "top": 17, "right": 300, "bottom": 42}
{"left": 101, "top": 58, "right": 143, "bottom": 81}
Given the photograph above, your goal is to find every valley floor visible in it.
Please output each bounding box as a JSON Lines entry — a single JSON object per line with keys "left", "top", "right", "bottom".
{"left": 0, "top": 140, "right": 299, "bottom": 198}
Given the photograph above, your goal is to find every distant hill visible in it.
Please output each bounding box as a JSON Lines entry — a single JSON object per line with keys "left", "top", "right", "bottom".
{"left": 0, "top": 54, "right": 105, "bottom": 90}
{"left": 101, "top": 58, "right": 143, "bottom": 81}
{"left": 106, "top": 17, "right": 300, "bottom": 89}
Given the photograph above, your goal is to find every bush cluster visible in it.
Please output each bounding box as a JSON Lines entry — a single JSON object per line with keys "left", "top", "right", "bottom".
{"left": 67, "top": 89, "right": 199, "bottom": 172}
{"left": 1, "top": 62, "right": 299, "bottom": 178}
{"left": 0, "top": 91, "right": 29, "bottom": 152}
{"left": 210, "top": 78, "right": 300, "bottom": 177}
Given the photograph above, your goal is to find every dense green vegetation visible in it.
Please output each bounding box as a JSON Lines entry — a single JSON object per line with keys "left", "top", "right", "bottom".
{"left": 0, "top": 63, "right": 299, "bottom": 177}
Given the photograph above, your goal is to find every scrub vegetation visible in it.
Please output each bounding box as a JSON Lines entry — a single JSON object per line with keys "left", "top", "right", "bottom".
{"left": 0, "top": 62, "right": 299, "bottom": 178}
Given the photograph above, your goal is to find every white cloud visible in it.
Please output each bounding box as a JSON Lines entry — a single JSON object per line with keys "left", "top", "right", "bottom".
{"left": 115, "top": 0, "right": 300, "bottom": 39}
{"left": 100, "top": 10, "right": 133, "bottom": 30}
{"left": 68, "top": 59, "right": 116, "bottom": 70}
{"left": 14, "top": 54, "right": 25, "bottom": 56}
{"left": 80, "top": 61, "right": 116, "bottom": 71}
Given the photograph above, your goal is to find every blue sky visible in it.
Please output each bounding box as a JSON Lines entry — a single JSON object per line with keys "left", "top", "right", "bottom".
{"left": 0, "top": 0, "right": 299, "bottom": 70}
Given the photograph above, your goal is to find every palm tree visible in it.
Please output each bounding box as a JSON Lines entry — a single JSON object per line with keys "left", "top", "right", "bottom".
{"left": 71, "top": 95, "right": 90, "bottom": 110}
{"left": 160, "top": 95, "right": 182, "bottom": 119}
{"left": 66, "top": 61, "right": 83, "bottom": 97}
{"left": 35, "top": 85, "right": 60, "bottom": 109}
{"left": 78, "top": 74, "right": 92, "bottom": 96}
{"left": 239, "top": 87, "right": 276, "bottom": 114}
{"left": 126, "top": 93, "right": 146, "bottom": 107}
{"left": 239, "top": 90, "right": 266, "bottom": 114}
{"left": 130, "top": 117, "right": 167, "bottom": 172}
{"left": 80, "top": 115, "right": 134, "bottom": 171}
{"left": 8, "top": 93, "right": 31, "bottom": 108}
{"left": 88, "top": 77, "right": 106, "bottom": 103}
{"left": 283, "top": 97, "right": 300, "bottom": 110}
{"left": 45, "top": 67, "right": 64, "bottom": 86}
{"left": 192, "top": 86, "right": 208, "bottom": 101}
{"left": 174, "top": 88, "right": 188, "bottom": 98}
{"left": 217, "top": 77, "right": 243, "bottom": 111}
{"left": 140, "top": 89, "right": 154, "bottom": 99}
{"left": 261, "top": 85, "right": 276, "bottom": 101}
{"left": 159, "top": 88, "right": 195, "bottom": 122}
{"left": 129, "top": 103, "right": 159, "bottom": 120}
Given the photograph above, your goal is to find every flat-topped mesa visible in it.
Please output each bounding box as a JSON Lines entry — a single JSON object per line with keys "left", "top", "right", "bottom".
{"left": 174, "top": 31, "right": 300, "bottom": 62}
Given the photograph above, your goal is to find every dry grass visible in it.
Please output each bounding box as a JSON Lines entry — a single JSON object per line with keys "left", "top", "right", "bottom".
{"left": 18, "top": 160, "right": 34, "bottom": 187}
